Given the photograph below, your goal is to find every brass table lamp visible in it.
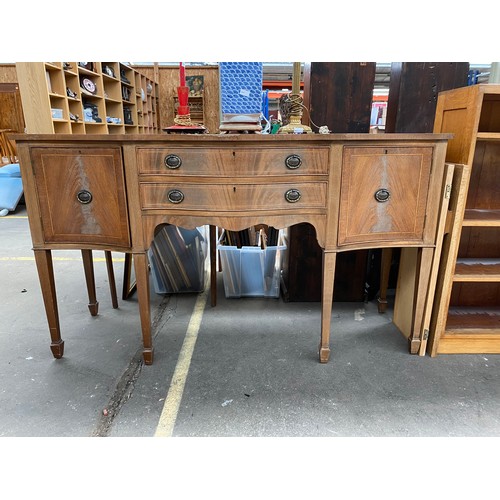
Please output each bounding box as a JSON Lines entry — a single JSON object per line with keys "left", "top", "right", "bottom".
{"left": 278, "top": 62, "right": 313, "bottom": 134}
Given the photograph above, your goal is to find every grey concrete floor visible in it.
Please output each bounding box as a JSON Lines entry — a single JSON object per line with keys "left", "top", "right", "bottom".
{"left": 2, "top": 205, "right": 500, "bottom": 438}
{"left": 1, "top": 204, "right": 499, "bottom": 496}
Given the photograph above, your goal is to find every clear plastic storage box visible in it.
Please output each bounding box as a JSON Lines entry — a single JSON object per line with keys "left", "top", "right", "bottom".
{"left": 217, "top": 230, "right": 286, "bottom": 298}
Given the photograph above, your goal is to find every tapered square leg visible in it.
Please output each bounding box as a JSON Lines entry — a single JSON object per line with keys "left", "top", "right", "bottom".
{"left": 50, "top": 339, "right": 65, "bottom": 359}
{"left": 319, "top": 251, "right": 336, "bottom": 363}
{"left": 81, "top": 249, "right": 99, "bottom": 316}
{"left": 122, "top": 253, "right": 137, "bottom": 300}
{"left": 104, "top": 251, "right": 119, "bottom": 309}
{"left": 210, "top": 225, "right": 217, "bottom": 307}
{"left": 319, "top": 346, "right": 331, "bottom": 363}
{"left": 143, "top": 348, "right": 154, "bottom": 365}
{"left": 133, "top": 252, "right": 154, "bottom": 365}
{"left": 34, "top": 250, "right": 64, "bottom": 360}
{"left": 378, "top": 248, "right": 393, "bottom": 313}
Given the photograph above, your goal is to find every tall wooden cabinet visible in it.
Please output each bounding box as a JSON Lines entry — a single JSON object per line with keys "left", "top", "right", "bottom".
{"left": 0, "top": 83, "right": 25, "bottom": 133}
{"left": 378, "top": 62, "right": 469, "bottom": 313}
{"left": 385, "top": 62, "right": 469, "bottom": 133}
{"left": 282, "top": 62, "right": 376, "bottom": 302}
{"left": 15, "top": 62, "right": 160, "bottom": 135}
{"left": 430, "top": 84, "right": 500, "bottom": 355}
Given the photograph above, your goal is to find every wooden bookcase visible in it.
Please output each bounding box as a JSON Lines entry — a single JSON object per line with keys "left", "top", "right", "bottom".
{"left": 429, "top": 84, "right": 500, "bottom": 355}
{"left": 15, "top": 62, "right": 160, "bottom": 134}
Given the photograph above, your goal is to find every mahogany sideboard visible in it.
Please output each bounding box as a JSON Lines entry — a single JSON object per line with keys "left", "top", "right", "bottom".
{"left": 13, "top": 133, "right": 453, "bottom": 365}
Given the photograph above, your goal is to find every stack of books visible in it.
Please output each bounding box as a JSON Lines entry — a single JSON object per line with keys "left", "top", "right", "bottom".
{"left": 220, "top": 225, "right": 280, "bottom": 249}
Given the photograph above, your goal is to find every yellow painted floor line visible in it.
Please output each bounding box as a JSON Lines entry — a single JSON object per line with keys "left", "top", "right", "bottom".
{"left": 0, "top": 256, "right": 125, "bottom": 262}
{"left": 155, "top": 278, "right": 209, "bottom": 437}
{"left": 0, "top": 216, "right": 28, "bottom": 219}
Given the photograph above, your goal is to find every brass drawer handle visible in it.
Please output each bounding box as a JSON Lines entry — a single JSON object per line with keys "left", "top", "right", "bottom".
{"left": 76, "top": 190, "right": 92, "bottom": 204}
{"left": 285, "top": 188, "right": 301, "bottom": 203}
{"left": 374, "top": 188, "right": 390, "bottom": 202}
{"left": 285, "top": 154, "right": 302, "bottom": 169}
{"left": 167, "top": 189, "right": 184, "bottom": 204}
{"left": 164, "top": 154, "right": 182, "bottom": 169}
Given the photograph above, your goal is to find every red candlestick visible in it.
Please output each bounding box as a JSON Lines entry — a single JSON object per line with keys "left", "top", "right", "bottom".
{"left": 179, "top": 62, "right": 186, "bottom": 86}
{"left": 177, "top": 85, "right": 189, "bottom": 115}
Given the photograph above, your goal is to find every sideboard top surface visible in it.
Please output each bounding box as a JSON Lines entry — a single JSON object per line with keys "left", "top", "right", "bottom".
{"left": 11, "top": 133, "right": 453, "bottom": 144}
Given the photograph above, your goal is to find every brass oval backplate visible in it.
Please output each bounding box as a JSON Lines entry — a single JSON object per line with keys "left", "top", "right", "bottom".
{"left": 374, "top": 188, "right": 390, "bottom": 202}
{"left": 285, "top": 188, "right": 301, "bottom": 203}
{"left": 167, "top": 189, "right": 184, "bottom": 204}
{"left": 76, "top": 190, "right": 92, "bottom": 204}
{"left": 164, "top": 154, "right": 182, "bottom": 169}
{"left": 285, "top": 154, "right": 302, "bottom": 169}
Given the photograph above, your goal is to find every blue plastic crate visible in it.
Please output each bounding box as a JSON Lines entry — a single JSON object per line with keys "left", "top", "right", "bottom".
{"left": 0, "top": 163, "right": 23, "bottom": 214}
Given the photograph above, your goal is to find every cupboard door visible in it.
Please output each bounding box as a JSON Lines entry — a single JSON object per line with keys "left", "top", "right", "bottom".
{"left": 338, "top": 146, "right": 433, "bottom": 246}
{"left": 31, "top": 147, "right": 130, "bottom": 247}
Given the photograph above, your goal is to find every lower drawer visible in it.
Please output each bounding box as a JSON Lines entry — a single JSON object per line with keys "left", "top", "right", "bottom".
{"left": 140, "top": 182, "right": 327, "bottom": 211}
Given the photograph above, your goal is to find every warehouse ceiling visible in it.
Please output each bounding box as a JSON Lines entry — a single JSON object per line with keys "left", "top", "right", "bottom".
{"left": 260, "top": 62, "right": 492, "bottom": 91}
{"left": 149, "top": 62, "right": 493, "bottom": 93}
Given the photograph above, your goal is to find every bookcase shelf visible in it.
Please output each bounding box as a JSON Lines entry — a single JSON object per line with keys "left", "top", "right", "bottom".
{"left": 454, "top": 258, "right": 500, "bottom": 281}
{"left": 45, "top": 62, "right": 61, "bottom": 71}
{"left": 476, "top": 132, "right": 500, "bottom": 141}
{"left": 16, "top": 61, "right": 160, "bottom": 134}
{"left": 436, "top": 301, "right": 500, "bottom": 355}
{"left": 444, "top": 307, "right": 500, "bottom": 336}
{"left": 462, "top": 209, "right": 500, "bottom": 226}
{"left": 430, "top": 84, "right": 500, "bottom": 355}
{"left": 78, "top": 67, "right": 100, "bottom": 77}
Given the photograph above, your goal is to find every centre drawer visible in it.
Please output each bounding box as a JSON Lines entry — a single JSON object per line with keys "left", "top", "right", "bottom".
{"left": 140, "top": 182, "right": 327, "bottom": 211}
{"left": 136, "top": 147, "right": 329, "bottom": 176}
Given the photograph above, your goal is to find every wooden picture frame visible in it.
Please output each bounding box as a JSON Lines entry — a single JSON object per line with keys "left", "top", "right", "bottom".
{"left": 186, "top": 75, "right": 204, "bottom": 96}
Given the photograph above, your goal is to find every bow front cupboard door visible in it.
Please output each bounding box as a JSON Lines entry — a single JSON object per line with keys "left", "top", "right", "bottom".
{"left": 30, "top": 147, "right": 130, "bottom": 248}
